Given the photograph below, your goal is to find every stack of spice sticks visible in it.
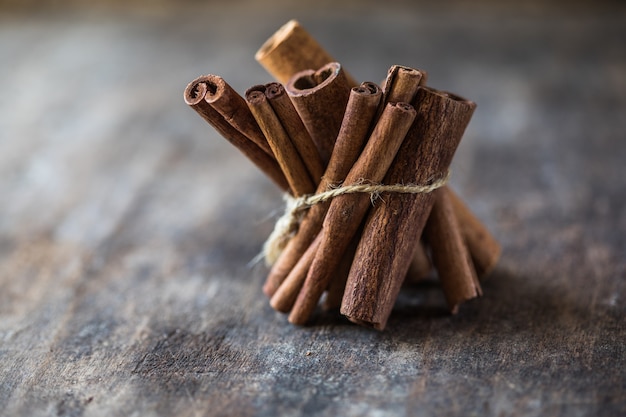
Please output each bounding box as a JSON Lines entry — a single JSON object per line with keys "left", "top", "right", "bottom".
{"left": 184, "top": 20, "right": 500, "bottom": 330}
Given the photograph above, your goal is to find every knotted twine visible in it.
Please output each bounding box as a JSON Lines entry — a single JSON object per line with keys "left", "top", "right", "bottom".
{"left": 259, "top": 170, "right": 451, "bottom": 266}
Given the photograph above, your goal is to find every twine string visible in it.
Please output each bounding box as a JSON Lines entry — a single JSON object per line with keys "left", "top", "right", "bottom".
{"left": 258, "top": 170, "right": 451, "bottom": 266}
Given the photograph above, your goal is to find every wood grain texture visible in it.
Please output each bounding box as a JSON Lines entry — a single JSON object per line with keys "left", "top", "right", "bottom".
{"left": 1, "top": 2, "right": 625, "bottom": 416}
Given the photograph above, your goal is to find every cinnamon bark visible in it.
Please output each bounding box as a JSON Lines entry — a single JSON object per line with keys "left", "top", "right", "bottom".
{"left": 425, "top": 187, "right": 482, "bottom": 313}
{"left": 184, "top": 76, "right": 290, "bottom": 191}
{"left": 200, "top": 75, "right": 273, "bottom": 158}
{"left": 285, "top": 62, "right": 352, "bottom": 164}
{"left": 405, "top": 241, "right": 433, "bottom": 283}
{"left": 448, "top": 188, "right": 502, "bottom": 278}
{"left": 270, "top": 234, "right": 321, "bottom": 313}
{"left": 245, "top": 85, "right": 315, "bottom": 196}
{"left": 265, "top": 82, "right": 325, "bottom": 185}
{"left": 255, "top": 19, "right": 358, "bottom": 87}
{"left": 322, "top": 234, "right": 359, "bottom": 311}
{"left": 289, "top": 102, "right": 417, "bottom": 325}
{"left": 263, "top": 82, "right": 382, "bottom": 297}
{"left": 341, "top": 87, "right": 476, "bottom": 330}
{"left": 382, "top": 65, "right": 426, "bottom": 104}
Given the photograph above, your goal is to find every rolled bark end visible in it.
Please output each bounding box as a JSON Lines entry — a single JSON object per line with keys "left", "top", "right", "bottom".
{"left": 184, "top": 75, "right": 211, "bottom": 105}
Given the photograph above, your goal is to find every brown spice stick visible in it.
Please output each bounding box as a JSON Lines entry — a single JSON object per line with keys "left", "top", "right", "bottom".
{"left": 341, "top": 87, "right": 476, "bottom": 330}
{"left": 382, "top": 65, "right": 493, "bottom": 281}
{"left": 246, "top": 85, "right": 315, "bottom": 196}
{"left": 425, "top": 187, "right": 482, "bottom": 313}
{"left": 270, "top": 233, "right": 321, "bottom": 313}
{"left": 288, "top": 102, "right": 417, "bottom": 325}
{"left": 285, "top": 62, "right": 352, "bottom": 164}
{"left": 322, "top": 234, "right": 359, "bottom": 311}
{"left": 255, "top": 19, "right": 358, "bottom": 87}
{"left": 199, "top": 74, "right": 273, "bottom": 158}
{"left": 405, "top": 241, "right": 433, "bottom": 283}
{"left": 263, "top": 82, "right": 382, "bottom": 297}
{"left": 382, "top": 65, "right": 426, "bottom": 104}
{"left": 448, "top": 188, "right": 502, "bottom": 278}
{"left": 264, "top": 82, "right": 325, "bottom": 185}
{"left": 184, "top": 76, "right": 290, "bottom": 192}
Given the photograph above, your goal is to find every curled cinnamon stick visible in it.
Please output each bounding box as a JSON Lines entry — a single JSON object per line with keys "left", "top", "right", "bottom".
{"left": 184, "top": 76, "right": 290, "bottom": 191}
{"left": 341, "top": 87, "right": 476, "bottom": 330}
{"left": 263, "top": 82, "right": 382, "bottom": 297}
{"left": 199, "top": 75, "right": 273, "bottom": 157}
{"left": 285, "top": 62, "right": 351, "bottom": 164}
{"left": 245, "top": 85, "right": 315, "bottom": 196}
{"left": 255, "top": 19, "right": 358, "bottom": 87}
{"left": 289, "top": 101, "right": 417, "bottom": 325}
{"left": 425, "top": 187, "right": 482, "bottom": 313}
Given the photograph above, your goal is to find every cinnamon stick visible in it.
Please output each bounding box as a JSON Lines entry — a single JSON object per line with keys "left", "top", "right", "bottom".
{"left": 405, "top": 241, "right": 433, "bottom": 283}
{"left": 255, "top": 19, "right": 358, "bottom": 87}
{"left": 285, "top": 62, "right": 352, "bottom": 164}
{"left": 382, "top": 65, "right": 495, "bottom": 281}
{"left": 245, "top": 85, "right": 315, "bottom": 196}
{"left": 289, "top": 102, "right": 417, "bottom": 325}
{"left": 270, "top": 234, "right": 321, "bottom": 313}
{"left": 265, "top": 82, "right": 325, "bottom": 185}
{"left": 382, "top": 65, "right": 426, "bottom": 104}
{"left": 322, "top": 233, "right": 359, "bottom": 311}
{"left": 184, "top": 76, "right": 290, "bottom": 191}
{"left": 448, "top": 188, "right": 501, "bottom": 278}
{"left": 199, "top": 75, "right": 273, "bottom": 158}
{"left": 263, "top": 82, "right": 382, "bottom": 297}
{"left": 425, "top": 187, "right": 482, "bottom": 313}
{"left": 341, "top": 87, "right": 476, "bottom": 330}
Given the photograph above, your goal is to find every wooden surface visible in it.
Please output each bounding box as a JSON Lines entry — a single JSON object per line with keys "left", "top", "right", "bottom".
{"left": 1, "top": 1, "right": 625, "bottom": 416}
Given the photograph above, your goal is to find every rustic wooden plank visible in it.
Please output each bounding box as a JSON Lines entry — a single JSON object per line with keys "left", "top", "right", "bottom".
{"left": 1, "top": 2, "right": 625, "bottom": 416}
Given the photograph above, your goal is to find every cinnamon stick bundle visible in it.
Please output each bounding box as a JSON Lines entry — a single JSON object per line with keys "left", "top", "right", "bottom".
{"left": 289, "top": 101, "right": 417, "bottom": 325}
{"left": 285, "top": 62, "right": 352, "bottom": 164}
{"left": 341, "top": 87, "right": 476, "bottom": 330}
{"left": 185, "top": 19, "right": 502, "bottom": 330}
{"left": 263, "top": 81, "right": 382, "bottom": 297}
{"left": 184, "top": 76, "right": 290, "bottom": 191}
{"left": 254, "top": 24, "right": 501, "bottom": 284}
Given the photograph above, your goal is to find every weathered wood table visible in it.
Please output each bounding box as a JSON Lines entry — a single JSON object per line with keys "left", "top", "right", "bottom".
{"left": 1, "top": 2, "right": 624, "bottom": 416}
